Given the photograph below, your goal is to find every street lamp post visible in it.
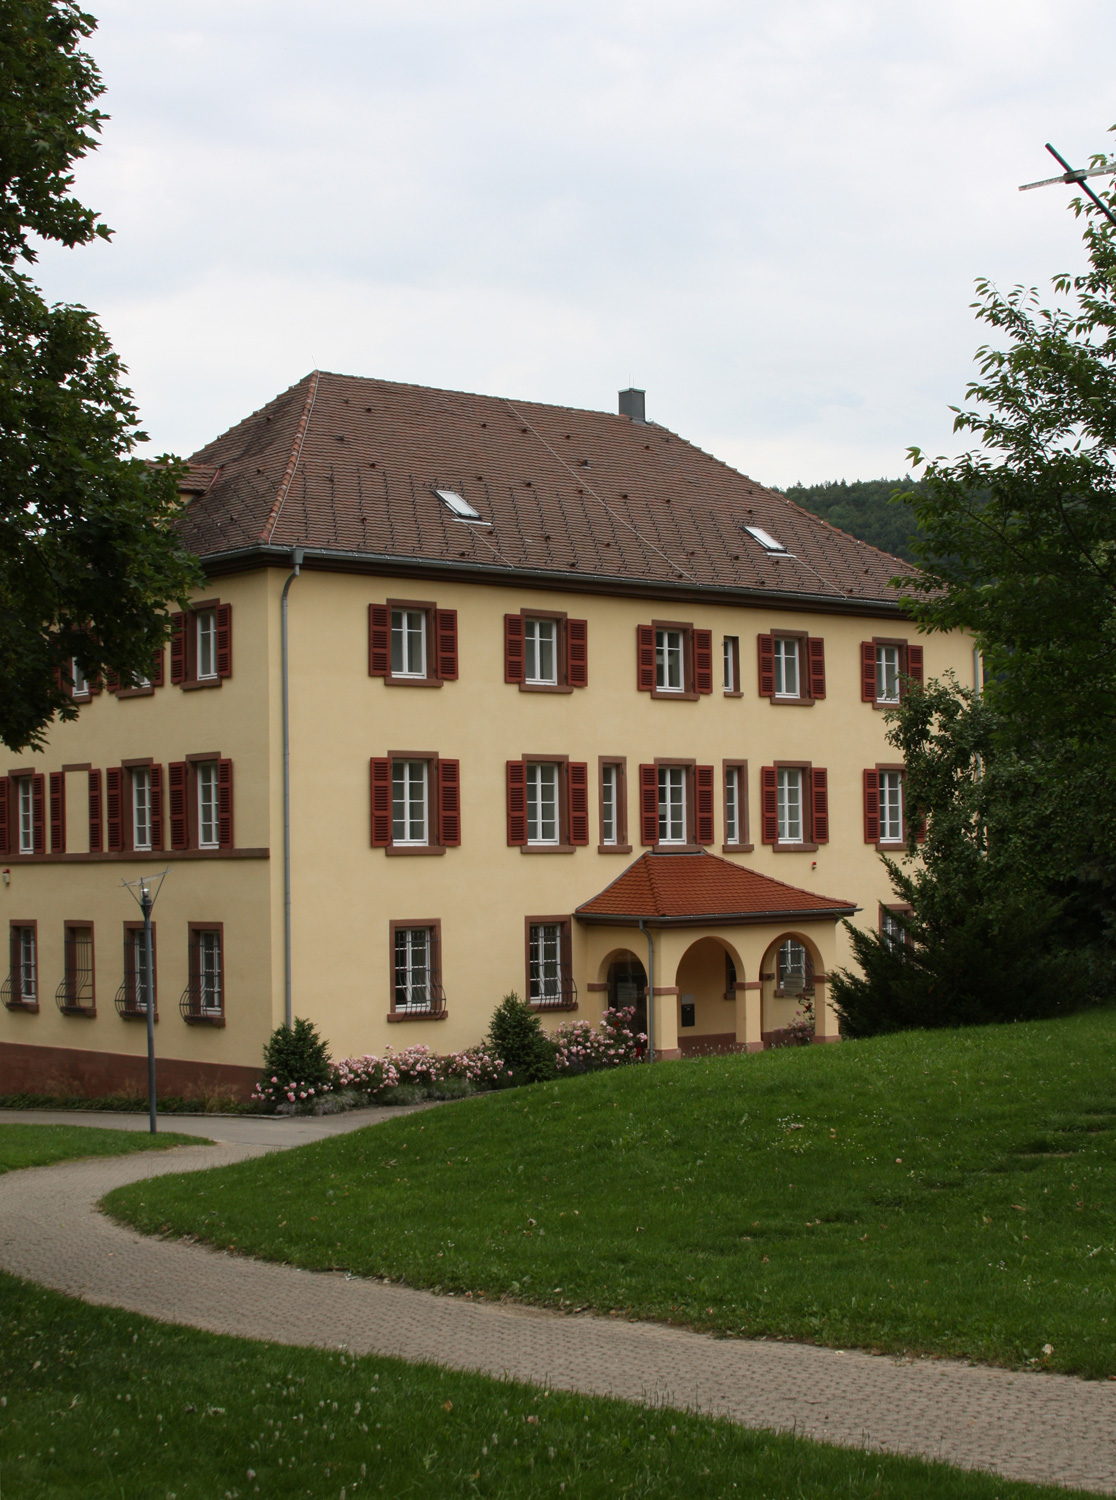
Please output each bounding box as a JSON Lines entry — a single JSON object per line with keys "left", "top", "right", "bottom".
{"left": 122, "top": 869, "right": 168, "bottom": 1134}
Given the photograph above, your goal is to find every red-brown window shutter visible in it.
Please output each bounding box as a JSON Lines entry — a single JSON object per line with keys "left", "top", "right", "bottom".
{"left": 31, "top": 774, "right": 44, "bottom": 853}
{"left": 906, "top": 644, "right": 924, "bottom": 687}
{"left": 0, "top": 776, "right": 9, "bottom": 855}
{"left": 149, "top": 764, "right": 164, "bottom": 851}
{"left": 760, "top": 766, "right": 778, "bottom": 844}
{"left": 437, "top": 758, "right": 461, "bottom": 846}
{"left": 106, "top": 767, "right": 124, "bottom": 853}
{"left": 370, "top": 758, "right": 392, "bottom": 846}
{"left": 694, "top": 629, "right": 713, "bottom": 694}
{"left": 568, "top": 762, "right": 589, "bottom": 845}
{"left": 105, "top": 668, "right": 120, "bottom": 694}
{"left": 216, "top": 603, "right": 233, "bottom": 679}
{"left": 861, "top": 642, "right": 876, "bottom": 701}
{"left": 567, "top": 619, "right": 588, "bottom": 687}
{"left": 435, "top": 609, "right": 458, "bottom": 681}
{"left": 368, "top": 604, "right": 390, "bottom": 677}
{"left": 170, "top": 612, "right": 187, "bottom": 684}
{"left": 695, "top": 764, "right": 715, "bottom": 844}
{"left": 506, "top": 760, "right": 527, "bottom": 845}
{"left": 636, "top": 625, "right": 655, "bottom": 692}
{"left": 49, "top": 772, "right": 65, "bottom": 854}
{"left": 88, "top": 770, "right": 103, "bottom": 852}
{"left": 168, "top": 763, "right": 188, "bottom": 851}
{"left": 217, "top": 759, "right": 234, "bottom": 848}
{"left": 638, "top": 764, "right": 658, "bottom": 845}
{"left": 810, "top": 767, "right": 829, "bottom": 843}
{"left": 758, "top": 635, "right": 775, "bottom": 697}
{"left": 807, "top": 638, "right": 826, "bottom": 699}
{"left": 863, "top": 769, "right": 880, "bottom": 843}
{"left": 149, "top": 647, "right": 165, "bottom": 689}
{"left": 504, "top": 614, "right": 524, "bottom": 684}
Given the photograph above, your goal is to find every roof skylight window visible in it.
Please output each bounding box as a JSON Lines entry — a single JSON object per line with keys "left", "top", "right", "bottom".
{"left": 743, "top": 524, "right": 789, "bottom": 554}
{"left": 434, "top": 488, "right": 488, "bottom": 523}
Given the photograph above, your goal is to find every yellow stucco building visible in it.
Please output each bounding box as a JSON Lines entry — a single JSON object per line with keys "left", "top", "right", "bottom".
{"left": 0, "top": 374, "right": 973, "bottom": 1098}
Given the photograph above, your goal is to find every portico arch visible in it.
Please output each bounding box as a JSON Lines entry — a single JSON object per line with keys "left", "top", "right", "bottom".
{"left": 673, "top": 934, "right": 746, "bottom": 1056}
{"left": 595, "top": 947, "right": 648, "bottom": 1034}
{"left": 759, "top": 930, "right": 826, "bottom": 1045}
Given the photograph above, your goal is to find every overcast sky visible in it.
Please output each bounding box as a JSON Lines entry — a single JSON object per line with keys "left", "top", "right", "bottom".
{"left": 31, "top": 0, "right": 1116, "bottom": 486}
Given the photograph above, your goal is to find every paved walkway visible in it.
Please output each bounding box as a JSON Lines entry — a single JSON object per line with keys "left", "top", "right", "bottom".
{"left": 1, "top": 1111, "right": 1115, "bottom": 1494}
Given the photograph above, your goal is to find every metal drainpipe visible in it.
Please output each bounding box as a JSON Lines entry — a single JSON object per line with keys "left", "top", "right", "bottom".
{"left": 281, "top": 548, "right": 304, "bottom": 1029}
{"left": 638, "top": 919, "right": 655, "bottom": 1063}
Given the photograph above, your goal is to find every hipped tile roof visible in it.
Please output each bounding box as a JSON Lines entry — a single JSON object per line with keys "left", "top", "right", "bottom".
{"left": 181, "top": 370, "right": 909, "bottom": 609}
{"left": 575, "top": 850, "right": 857, "bottom": 926}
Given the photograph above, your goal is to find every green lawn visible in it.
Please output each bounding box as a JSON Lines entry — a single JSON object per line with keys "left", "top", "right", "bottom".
{"left": 106, "top": 1010, "right": 1116, "bottom": 1377}
{"left": 0, "top": 1269, "right": 1093, "bottom": 1500}
{"left": 0, "top": 1122, "right": 203, "bottom": 1174}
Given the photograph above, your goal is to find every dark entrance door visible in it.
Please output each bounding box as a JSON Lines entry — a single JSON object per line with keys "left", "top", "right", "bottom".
{"left": 607, "top": 954, "right": 648, "bottom": 1039}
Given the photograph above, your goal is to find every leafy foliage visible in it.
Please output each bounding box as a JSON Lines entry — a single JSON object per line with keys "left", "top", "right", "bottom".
{"left": 261, "top": 1017, "right": 331, "bottom": 1095}
{"left": 779, "top": 477, "right": 923, "bottom": 561}
{"left": 487, "top": 992, "right": 556, "bottom": 1084}
{"left": 0, "top": 1, "right": 201, "bottom": 750}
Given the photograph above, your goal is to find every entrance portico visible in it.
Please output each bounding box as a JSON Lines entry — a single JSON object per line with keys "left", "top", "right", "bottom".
{"left": 576, "top": 851, "right": 856, "bottom": 1058}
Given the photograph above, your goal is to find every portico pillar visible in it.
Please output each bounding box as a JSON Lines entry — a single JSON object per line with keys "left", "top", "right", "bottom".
{"left": 813, "top": 974, "right": 841, "bottom": 1043}
{"left": 735, "top": 982, "right": 763, "bottom": 1052}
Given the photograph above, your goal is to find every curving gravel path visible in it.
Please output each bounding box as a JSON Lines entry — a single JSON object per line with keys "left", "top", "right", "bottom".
{"left": 1, "top": 1112, "right": 1114, "bottom": 1494}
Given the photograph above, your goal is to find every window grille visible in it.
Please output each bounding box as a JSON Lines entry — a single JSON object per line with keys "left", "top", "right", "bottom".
{"left": 777, "top": 768, "right": 803, "bottom": 843}
{"left": 115, "top": 927, "right": 155, "bottom": 1019}
{"left": 776, "top": 939, "right": 813, "bottom": 996}
{"left": 878, "top": 771, "right": 904, "bottom": 842}
{"left": 876, "top": 644, "right": 900, "bottom": 704}
{"left": 528, "top": 922, "right": 577, "bottom": 1009}
{"left": 181, "top": 928, "right": 224, "bottom": 1024}
{"left": 2, "top": 925, "right": 38, "bottom": 1010}
{"left": 391, "top": 609, "right": 427, "bottom": 676}
{"left": 881, "top": 908, "right": 908, "bottom": 951}
{"left": 527, "top": 763, "right": 559, "bottom": 844}
{"left": 393, "top": 926, "right": 446, "bottom": 1015}
{"left": 524, "top": 618, "right": 558, "bottom": 685}
{"left": 773, "top": 638, "right": 799, "bottom": 698}
{"left": 658, "top": 766, "right": 687, "bottom": 844}
{"left": 655, "top": 629, "right": 684, "bottom": 691}
{"left": 392, "top": 760, "right": 429, "bottom": 844}
{"left": 56, "top": 925, "right": 95, "bottom": 1014}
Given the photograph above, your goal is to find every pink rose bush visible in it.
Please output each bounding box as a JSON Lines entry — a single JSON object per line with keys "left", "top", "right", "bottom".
{"left": 252, "top": 1075, "right": 324, "bottom": 1108}
{"left": 554, "top": 1006, "right": 646, "bottom": 1074}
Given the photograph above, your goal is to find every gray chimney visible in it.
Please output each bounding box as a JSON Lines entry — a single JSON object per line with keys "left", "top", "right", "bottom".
{"left": 618, "top": 387, "right": 646, "bottom": 423}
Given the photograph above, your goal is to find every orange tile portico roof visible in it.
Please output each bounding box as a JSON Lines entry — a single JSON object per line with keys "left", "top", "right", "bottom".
{"left": 181, "top": 371, "right": 912, "bottom": 617}
{"left": 575, "top": 850, "right": 857, "bottom": 927}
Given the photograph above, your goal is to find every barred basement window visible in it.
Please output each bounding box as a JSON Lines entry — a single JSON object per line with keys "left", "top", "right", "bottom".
{"left": 56, "top": 924, "right": 95, "bottom": 1015}
{"left": 527, "top": 919, "right": 576, "bottom": 1010}
{"left": 2, "top": 924, "right": 38, "bottom": 1010}
{"left": 116, "top": 924, "right": 156, "bottom": 1020}
{"left": 181, "top": 927, "right": 224, "bottom": 1024}
{"left": 391, "top": 925, "right": 446, "bottom": 1016}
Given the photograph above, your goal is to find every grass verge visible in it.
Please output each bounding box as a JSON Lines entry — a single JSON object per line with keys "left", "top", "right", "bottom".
{"left": 0, "top": 1270, "right": 1092, "bottom": 1499}
{"left": 0, "top": 1123, "right": 203, "bottom": 1174}
{"left": 107, "top": 1010, "right": 1116, "bottom": 1378}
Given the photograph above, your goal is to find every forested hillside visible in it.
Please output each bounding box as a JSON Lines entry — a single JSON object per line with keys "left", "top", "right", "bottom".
{"left": 778, "top": 478, "right": 923, "bottom": 562}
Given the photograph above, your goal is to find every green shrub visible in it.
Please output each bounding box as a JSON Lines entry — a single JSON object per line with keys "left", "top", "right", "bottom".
{"left": 261, "top": 1017, "right": 331, "bottom": 1093}
{"left": 487, "top": 992, "right": 555, "bottom": 1084}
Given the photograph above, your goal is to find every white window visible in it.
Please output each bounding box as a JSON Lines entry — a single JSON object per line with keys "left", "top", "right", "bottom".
{"left": 773, "top": 637, "right": 799, "bottom": 698}
{"left": 655, "top": 629, "right": 685, "bottom": 692}
{"left": 725, "top": 767, "right": 740, "bottom": 845}
{"left": 723, "top": 637, "right": 737, "bottom": 693}
{"left": 601, "top": 763, "right": 618, "bottom": 845}
{"left": 392, "top": 760, "right": 429, "bottom": 845}
{"left": 658, "top": 765, "right": 687, "bottom": 844}
{"left": 776, "top": 938, "right": 810, "bottom": 995}
{"left": 72, "top": 659, "right": 90, "bottom": 697}
{"left": 394, "top": 926, "right": 434, "bottom": 1012}
{"left": 196, "top": 930, "right": 222, "bottom": 1015}
{"left": 524, "top": 618, "right": 558, "bottom": 685}
{"left": 15, "top": 926, "right": 36, "bottom": 1004}
{"left": 391, "top": 609, "right": 427, "bottom": 677}
{"left": 777, "top": 767, "right": 803, "bottom": 843}
{"left": 529, "top": 922, "right": 564, "bottom": 1004}
{"left": 881, "top": 908, "right": 907, "bottom": 951}
{"left": 196, "top": 609, "right": 217, "bottom": 680}
{"left": 197, "top": 762, "right": 219, "bottom": 849}
{"left": 132, "top": 768, "right": 152, "bottom": 852}
{"left": 16, "top": 778, "right": 32, "bottom": 855}
{"left": 876, "top": 644, "right": 900, "bottom": 704}
{"left": 879, "top": 770, "right": 904, "bottom": 842}
{"left": 527, "top": 762, "right": 559, "bottom": 844}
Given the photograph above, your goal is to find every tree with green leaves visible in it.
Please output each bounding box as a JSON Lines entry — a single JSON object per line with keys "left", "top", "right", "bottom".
{"left": 833, "top": 141, "right": 1116, "bottom": 1033}
{"left": 0, "top": 0, "right": 200, "bottom": 752}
